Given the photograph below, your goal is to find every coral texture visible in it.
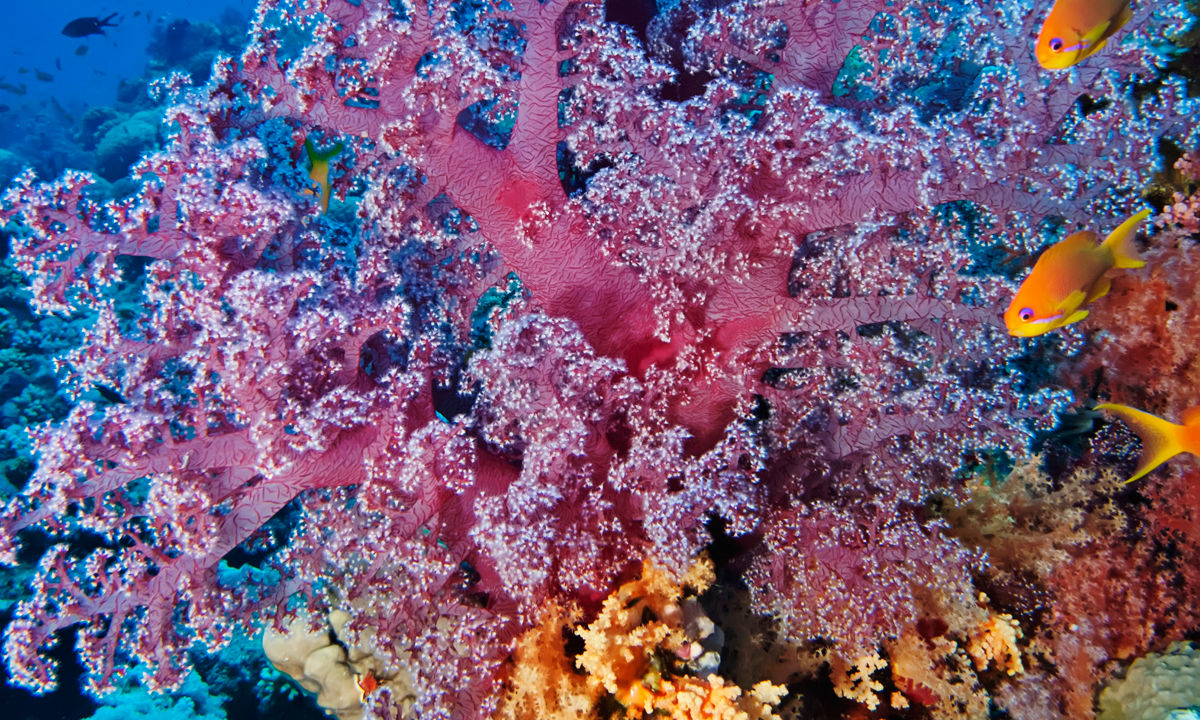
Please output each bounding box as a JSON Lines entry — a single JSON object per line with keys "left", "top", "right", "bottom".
{"left": 1, "top": 0, "right": 1198, "bottom": 717}
{"left": 1098, "top": 641, "right": 1200, "bottom": 720}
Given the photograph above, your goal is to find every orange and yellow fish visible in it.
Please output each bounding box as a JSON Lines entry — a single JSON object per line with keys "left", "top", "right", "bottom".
{"left": 1004, "top": 208, "right": 1149, "bottom": 337}
{"left": 305, "top": 138, "right": 344, "bottom": 213}
{"left": 1035, "top": 0, "right": 1132, "bottom": 70}
{"left": 1096, "top": 403, "right": 1200, "bottom": 482}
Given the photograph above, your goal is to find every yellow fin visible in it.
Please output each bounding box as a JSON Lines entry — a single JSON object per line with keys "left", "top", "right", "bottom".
{"left": 1101, "top": 208, "right": 1150, "bottom": 269}
{"left": 305, "top": 139, "right": 344, "bottom": 214}
{"left": 1047, "top": 230, "right": 1098, "bottom": 258}
{"left": 1056, "top": 289, "right": 1087, "bottom": 314}
{"left": 1096, "top": 403, "right": 1185, "bottom": 482}
{"left": 1060, "top": 308, "right": 1088, "bottom": 327}
{"left": 1085, "top": 276, "right": 1111, "bottom": 303}
{"left": 1077, "top": 20, "right": 1112, "bottom": 60}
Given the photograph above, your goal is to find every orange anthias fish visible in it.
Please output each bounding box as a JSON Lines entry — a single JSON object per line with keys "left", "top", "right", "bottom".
{"left": 357, "top": 670, "right": 379, "bottom": 699}
{"left": 1004, "top": 208, "right": 1149, "bottom": 337}
{"left": 1035, "top": 0, "right": 1133, "bottom": 69}
{"left": 1096, "top": 404, "right": 1200, "bottom": 482}
{"left": 305, "top": 138, "right": 344, "bottom": 213}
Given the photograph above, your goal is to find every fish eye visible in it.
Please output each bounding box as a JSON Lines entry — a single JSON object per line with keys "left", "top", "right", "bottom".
{"left": 1048, "top": 37, "right": 1064, "bottom": 52}
{"left": 1018, "top": 307, "right": 1034, "bottom": 322}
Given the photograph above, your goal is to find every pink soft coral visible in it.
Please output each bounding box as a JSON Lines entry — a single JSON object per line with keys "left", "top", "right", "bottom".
{"left": 1, "top": 0, "right": 1194, "bottom": 714}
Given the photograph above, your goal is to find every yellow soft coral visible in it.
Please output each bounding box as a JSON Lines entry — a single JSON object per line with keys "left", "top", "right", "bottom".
{"left": 830, "top": 651, "right": 888, "bottom": 710}
{"left": 634, "top": 675, "right": 786, "bottom": 720}
{"left": 498, "top": 557, "right": 784, "bottom": 720}
{"left": 966, "top": 609, "right": 1024, "bottom": 676}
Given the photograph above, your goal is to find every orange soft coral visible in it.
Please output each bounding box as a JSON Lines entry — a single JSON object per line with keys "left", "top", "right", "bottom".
{"left": 494, "top": 602, "right": 598, "bottom": 720}
{"left": 627, "top": 675, "right": 786, "bottom": 720}
{"left": 496, "top": 558, "right": 785, "bottom": 720}
{"left": 966, "top": 609, "right": 1024, "bottom": 677}
{"left": 573, "top": 558, "right": 714, "bottom": 698}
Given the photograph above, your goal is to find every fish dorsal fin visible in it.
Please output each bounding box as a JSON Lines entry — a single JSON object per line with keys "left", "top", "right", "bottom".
{"left": 1048, "top": 230, "right": 1099, "bottom": 257}
{"left": 1036, "top": 231, "right": 1099, "bottom": 273}
{"left": 1055, "top": 289, "right": 1088, "bottom": 314}
{"left": 1182, "top": 405, "right": 1200, "bottom": 427}
{"left": 1079, "top": 3, "right": 1133, "bottom": 60}
{"left": 1108, "top": 3, "right": 1133, "bottom": 39}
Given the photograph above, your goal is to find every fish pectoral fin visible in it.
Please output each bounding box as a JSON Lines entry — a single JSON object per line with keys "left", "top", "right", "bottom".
{"left": 1110, "top": 3, "right": 1133, "bottom": 36}
{"left": 1060, "top": 308, "right": 1089, "bottom": 327}
{"left": 1078, "top": 21, "right": 1113, "bottom": 58}
{"left": 1085, "top": 276, "right": 1112, "bottom": 303}
{"left": 1078, "top": 4, "right": 1132, "bottom": 60}
{"left": 1055, "top": 289, "right": 1088, "bottom": 314}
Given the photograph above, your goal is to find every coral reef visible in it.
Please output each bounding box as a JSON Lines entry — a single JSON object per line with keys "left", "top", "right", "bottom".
{"left": 0, "top": 256, "right": 79, "bottom": 497}
{"left": 944, "top": 457, "right": 1200, "bottom": 719}
{"left": 92, "top": 110, "right": 163, "bottom": 183}
{"left": 1, "top": 0, "right": 1198, "bottom": 717}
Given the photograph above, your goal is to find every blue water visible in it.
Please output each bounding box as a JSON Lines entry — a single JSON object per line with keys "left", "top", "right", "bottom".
{"left": 0, "top": 0, "right": 257, "bottom": 181}
{"left": 4, "top": 1, "right": 257, "bottom": 108}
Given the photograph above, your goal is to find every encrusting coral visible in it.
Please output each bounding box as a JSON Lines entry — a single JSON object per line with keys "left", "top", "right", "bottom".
{"left": 263, "top": 610, "right": 413, "bottom": 720}
{"left": 1097, "top": 641, "right": 1200, "bottom": 720}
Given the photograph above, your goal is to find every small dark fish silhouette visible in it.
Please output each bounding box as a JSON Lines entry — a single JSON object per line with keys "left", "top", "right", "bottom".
{"left": 0, "top": 82, "right": 27, "bottom": 95}
{"left": 0, "top": 105, "right": 10, "bottom": 112}
{"left": 35, "top": 69, "right": 53, "bottom": 82}
{"left": 94, "top": 384, "right": 126, "bottom": 404}
{"left": 61, "top": 12, "right": 119, "bottom": 38}
{"left": 74, "top": 44, "right": 89, "bottom": 56}
{"left": 55, "top": 57, "right": 62, "bottom": 71}
{"left": 50, "top": 97, "right": 72, "bottom": 124}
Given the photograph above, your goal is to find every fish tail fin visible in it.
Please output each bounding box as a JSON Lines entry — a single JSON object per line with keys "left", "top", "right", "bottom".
{"left": 1101, "top": 208, "right": 1150, "bottom": 269}
{"left": 101, "top": 12, "right": 119, "bottom": 26}
{"left": 305, "top": 138, "right": 344, "bottom": 165}
{"left": 1096, "top": 403, "right": 1185, "bottom": 482}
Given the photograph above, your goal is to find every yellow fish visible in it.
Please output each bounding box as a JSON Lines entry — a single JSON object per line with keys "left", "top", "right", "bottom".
{"left": 1096, "top": 404, "right": 1200, "bottom": 482}
{"left": 305, "top": 138, "right": 344, "bottom": 213}
{"left": 1004, "top": 209, "right": 1149, "bottom": 337}
{"left": 1035, "top": 0, "right": 1133, "bottom": 70}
